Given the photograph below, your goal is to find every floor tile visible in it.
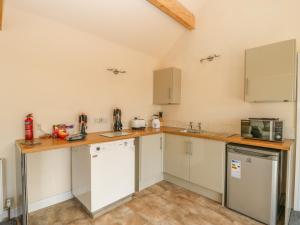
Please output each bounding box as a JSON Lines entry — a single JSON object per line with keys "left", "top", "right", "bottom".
{"left": 29, "top": 181, "right": 263, "bottom": 225}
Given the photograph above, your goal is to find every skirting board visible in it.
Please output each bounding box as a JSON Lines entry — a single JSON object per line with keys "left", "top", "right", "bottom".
{"left": 139, "top": 175, "right": 164, "bottom": 191}
{"left": 0, "top": 207, "right": 20, "bottom": 222}
{"left": 0, "top": 192, "right": 73, "bottom": 221}
{"left": 164, "top": 173, "right": 223, "bottom": 204}
{"left": 8, "top": 174, "right": 221, "bottom": 219}
{"left": 28, "top": 191, "right": 73, "bottom": 213}
{"left": 90, "top": 195, "right": 132, "bottom": 218}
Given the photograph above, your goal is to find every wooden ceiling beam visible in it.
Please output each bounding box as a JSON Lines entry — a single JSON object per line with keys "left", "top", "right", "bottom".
{"left": 147, "top": 0, "right": 195, "bottom": 30}
{"left": 0, "top": 0, "right": 3, "bottom": 30}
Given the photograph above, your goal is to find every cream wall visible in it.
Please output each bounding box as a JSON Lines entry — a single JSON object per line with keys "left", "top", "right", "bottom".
{"left": 2, "top": 0, "right": 300, "bottom": 213}
{"left": 158, "top": 0, "right": 299, "bottom": 138}
{"left": 0, "top": 6, "right": 160, "bottom": 206}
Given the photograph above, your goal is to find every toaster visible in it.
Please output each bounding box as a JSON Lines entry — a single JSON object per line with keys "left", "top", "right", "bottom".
{"left": 131, "top": 118, "right": 146, "bottom": 130}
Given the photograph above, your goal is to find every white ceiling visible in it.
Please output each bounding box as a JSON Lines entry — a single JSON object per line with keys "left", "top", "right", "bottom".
{"left": 7, "top": 0, "right": 206, "bottom": 58}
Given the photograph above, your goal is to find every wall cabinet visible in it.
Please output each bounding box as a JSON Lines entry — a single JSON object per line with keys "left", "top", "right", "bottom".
{"left": 164, "top": 134, "right": 225, "bottom": 194}
{"left": 138, "top": 134, "right": 164, "bottom": 190}
{"left": 245, "top": 39, "right": 297, "bottom": 102}
{"left": 153, "top": 67, "right": 181, "bottom": 105}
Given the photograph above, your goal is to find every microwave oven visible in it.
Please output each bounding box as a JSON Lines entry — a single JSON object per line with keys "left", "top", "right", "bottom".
{"left": 241, "top": 118, "right": 283, "bottom": 142}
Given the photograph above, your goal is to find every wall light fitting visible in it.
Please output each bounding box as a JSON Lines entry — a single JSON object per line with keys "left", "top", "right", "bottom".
{"left": 200, "top": 54, "right": 221, "bottom": 63}
{"left": 107, "top": 68, "right": 127, "bottom": 75}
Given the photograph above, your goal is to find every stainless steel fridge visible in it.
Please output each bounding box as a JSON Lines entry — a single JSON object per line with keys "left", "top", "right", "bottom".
{"left": 226, "top": 144, "right": 281, "bottom": 225}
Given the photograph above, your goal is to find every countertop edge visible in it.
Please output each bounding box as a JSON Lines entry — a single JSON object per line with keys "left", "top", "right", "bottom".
{"left": 16, "top": 127, "right": 293, "bottom": 154}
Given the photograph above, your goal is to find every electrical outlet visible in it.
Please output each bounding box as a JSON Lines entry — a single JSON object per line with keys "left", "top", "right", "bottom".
{"left": 94, "top": 118, "right": 105, "bottom": 124}
{"left": 37, "top": 123, "right": 42, "bottom": 130}
{"left": 6, "top": 198, "right": 13, "bottom": 208}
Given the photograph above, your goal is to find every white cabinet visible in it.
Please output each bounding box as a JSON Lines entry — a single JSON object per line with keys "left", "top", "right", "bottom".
{"left": 189, "top": 138, "right": 225, "bottom": 193}
{"left": 164, "top": 134, "right": 189, "bottom": 180}
{"left": 138, "top": 134, "right": 164, "bottom": 190}
{"left": 245, "top": 39, "right": 297, "bottom": 102}
{"left": 153, "top": 67, "right": 181, "bottom": 105}
{"left": 164, "top": 134, "right": 225, "bottom": 194}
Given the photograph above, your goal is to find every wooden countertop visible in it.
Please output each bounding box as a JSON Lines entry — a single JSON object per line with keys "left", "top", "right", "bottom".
{"left": 16, "top": 127, "right": 293, "bottom": 154}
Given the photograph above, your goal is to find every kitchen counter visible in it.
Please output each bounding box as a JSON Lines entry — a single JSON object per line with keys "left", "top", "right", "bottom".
{"left": 16, "top": 126, "right": 295, "bottom": 225}
{"left": 16, "top": 127, "right": 293, "bottom": 154}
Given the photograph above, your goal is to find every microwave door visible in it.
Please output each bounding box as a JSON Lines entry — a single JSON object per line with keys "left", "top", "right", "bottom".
{"left": 251, "top": 126, "right": 263, "bottom": 139}
{"left": 269, "top": 122, "right": 273, "bottom": 141}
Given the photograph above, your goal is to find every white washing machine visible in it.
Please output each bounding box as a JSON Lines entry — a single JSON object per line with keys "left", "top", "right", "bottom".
{"left": 71, "top": 139, "right": 135, "bottom": 214}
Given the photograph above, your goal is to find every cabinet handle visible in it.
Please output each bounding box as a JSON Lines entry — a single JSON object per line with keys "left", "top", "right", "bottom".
{"left": 160, "top": 137, "right": 163, "bottom": 150}
{"left": 168, "top": 88, "right": 172, "bottom": 100}
{"left": 185, "top": 141, "right": 192, "bottom": 155}
{"left": 184, "top": 142, "right": 189, "bottom": 154}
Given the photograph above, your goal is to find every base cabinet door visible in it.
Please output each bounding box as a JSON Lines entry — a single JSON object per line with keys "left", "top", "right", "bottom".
{"left": 139, "top": 134, "right": 164, "bottom": 190}
{"left": 164, "top": 134, "right": 189, "bottom": 181}
{"left": 189, "top": 138, "right": 225, "bottom": 193}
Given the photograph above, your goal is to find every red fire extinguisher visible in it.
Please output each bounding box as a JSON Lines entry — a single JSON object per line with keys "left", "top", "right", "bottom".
{"left": 25, "top": 114, "right": 34, "bottom": 142}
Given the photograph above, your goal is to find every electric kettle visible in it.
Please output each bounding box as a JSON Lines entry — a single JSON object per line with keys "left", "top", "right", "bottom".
{"left": 152, "top": 116, "right": 160, "bottom": 129}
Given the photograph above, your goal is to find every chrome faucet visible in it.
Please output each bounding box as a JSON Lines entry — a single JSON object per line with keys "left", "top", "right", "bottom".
{"left": 189, "top": 122, "right": 193, "bottom": 130}
{"left": 198, "top": 122, "right": 202, "bottom": 131}
{"left": 181, "top": 121, "right": 203, "bottom": 134}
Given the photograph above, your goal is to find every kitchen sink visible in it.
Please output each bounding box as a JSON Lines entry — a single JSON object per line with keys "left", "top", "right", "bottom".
{"left": 180, "top": 129, "right": 235, "bottom": 137}
{"left": 100, "top": 131, "right": 131, "bottom": 138}
{"left": 180, "top": 129, "right": 209, "bottom": 134}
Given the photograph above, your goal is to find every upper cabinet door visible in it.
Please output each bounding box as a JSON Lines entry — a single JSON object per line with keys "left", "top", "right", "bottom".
{"left": 153, "top": 67, "right": 181, "bottom": 105}
{"left": 245, "top": 39, "right": 297, "bottom": 102}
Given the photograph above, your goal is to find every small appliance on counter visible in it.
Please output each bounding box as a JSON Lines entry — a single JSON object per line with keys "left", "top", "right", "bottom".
{"left": 152, "top": 115, "right": 161, "bottom": 129}
{"left": 66, "top": 133, "right": 86, "bottom": 142}
{"left": 66, "top": 113, "right": 88, "bottom": 141}
{"left": 241, "top": 118, "right": 283, "bottom": 142}
{"left": 65, "top": 114, "right": 87, "bottom": 142}
{"left": 65, "top": 114, "right": 88, "bottom": 142}
{"left": 113, "top": 108, "right": 123, "bottom": 132}
{"left": 79, "top": 113, "right": 88, "bottom": 135}
{"left": 131, "top": 118, "right": 146, "bottom": 130}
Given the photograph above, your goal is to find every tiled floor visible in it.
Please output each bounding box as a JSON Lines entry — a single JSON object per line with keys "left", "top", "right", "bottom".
{"left": 288, "top": 210, "right": 300, "bottom": 225}
{"left": 29, "top": 181, "right": 262, "bottom": 225}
